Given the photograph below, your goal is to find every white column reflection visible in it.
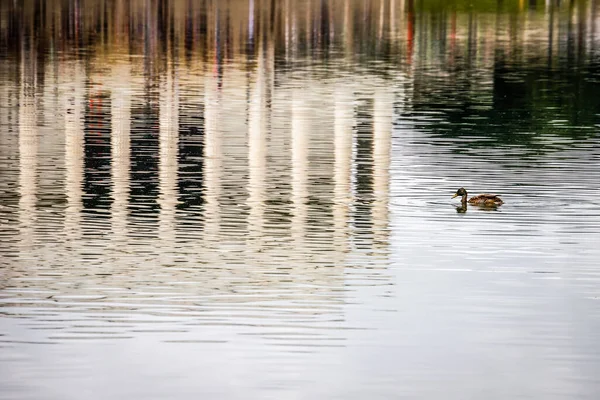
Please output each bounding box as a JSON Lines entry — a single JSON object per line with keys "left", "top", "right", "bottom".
{"left": 203, "top": 70, "right": 223, "bottom": 242}
{"left": 247, "top": 47, "right": 268, "bottom": 245}
{"left": 333, "top": 85, "right": 354, "bottom": 254}
{"left": 18, "top": 46, "right": 38, "bottom": 254}
{"left": 378, "top": 0, "right": 386, "bottom": 41}
{"left": 390, "top": 0, "right": 397, "bottom": 37}
{"left": 110, "top": 62, "right": 132, "bottom": 244}
{"left": 284, "top": 0, "right": 290, "bottom": 59}
{"left": 158, "top": 66, "right": 179, "bottom": 249}
{"left": 291, "top": 90, "right": 310, "bottom": 249}
{"left": 40, "top": 57, "right": 64, "bottom": 224}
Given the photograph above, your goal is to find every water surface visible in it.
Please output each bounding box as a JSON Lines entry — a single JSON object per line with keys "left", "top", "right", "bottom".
{"left": 1, "top": 1, "right": 600, "bottom": 399}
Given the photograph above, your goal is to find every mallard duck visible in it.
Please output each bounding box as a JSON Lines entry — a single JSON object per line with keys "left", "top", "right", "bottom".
{"left": 452, "top": 187, "right": 503, "bottom": 206}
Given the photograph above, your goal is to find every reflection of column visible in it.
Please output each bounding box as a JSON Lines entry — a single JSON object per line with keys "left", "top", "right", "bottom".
{"left": 247, "top": 51, "right": 267, "bottom": 243}
{"left": 203, "top": 71, "right": 222, "bottom": 241}
{"left": 372, "top": 88, "right": 393, "bottom": 250}
{"left": 64, "top": 61, "right": 85, "bottom": 243}
{"left": 304, "top": 0, "right": 311, "bottom": 46}
{"left": 290, "top": 6, "right": 298, "bottom": 59}
{"left": 344, "top": 0, "right": 353, "bottom": 58}
{"left": 284, "top": 0, "right": 290, "bottom": 59}
{"left": 333, "top": 86, "right": 354, "bottom": 254}
{"left": 291, "top": 91, "right": 309, "bottom": 247}
{"left": 390, "top": 0, "right": 397, "bottom": 37}
{"left": 158, "top": 67, "right": 179, "bottom": 248}
{"left": 378, "top": 0, "right": 386, "bottom": 41}
{"left": 40, "top": 58, "right": 63, "bottom": 217}
{"left": 18, "top": 50, "right": 38, "bottom": 254}
{"left": 407, "top": 0, "right": 415, "bottom": 66}
{"left": 110, "top": 63, "right": 132, "bottom": 243}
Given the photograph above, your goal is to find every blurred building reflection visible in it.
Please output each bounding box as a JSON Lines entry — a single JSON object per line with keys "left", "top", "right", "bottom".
{"left": 2, "top": 0, "right": 600, "bottom": 308}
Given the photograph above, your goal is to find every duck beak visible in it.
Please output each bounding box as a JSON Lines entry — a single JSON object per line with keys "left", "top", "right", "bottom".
{"left": 451, "top": 194, "right": 458, "bottom": 199}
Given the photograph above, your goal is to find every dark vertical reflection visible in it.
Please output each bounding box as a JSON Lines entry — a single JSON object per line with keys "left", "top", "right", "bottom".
{"left": 0, "top": 2, "right": 19, "bottom": 57}
{"left": 548, "top": 0, "right": 555, "bottom": 67}
{"left": 129, "top": 97, "right": 160, "bottom": 227}
{"left": 126, "top": 1, "right": 161, "bottom": 233}
{"left": 318, "top": 0, "right": 330, "bottom": 52}
{"left": 406, "top": 0, "right": 415, "bottom": 65}
{"left": 492, "top": 59, "right": 529, "bottom": 120}
{"left": 0, "top": 24, "right": 19, "bottom": 254}
{"left": 184, "top": 1, "right": 194, "bottom": 61}
{"left": 354, "top": 98, "right": 374, "bottom": 247}
{"left": 567, "top": 0, "right": 577, "bottom": 65}
{"left": 577, "top": 0, "right": 586, "bottom": 64}
{"left": 215, "top": 3, "right": 224, "bottom": 90}
{"left": 83, "top": 91, "right": 112, "bottom": 217}
{"left": 177, "top": 122, "right": 205, "bottom": 211}
{"left": 592, "top": 0, "right": 599, "bottom": 59}
{"left": 467, "top": 11, "right": 477, "bottom": 64}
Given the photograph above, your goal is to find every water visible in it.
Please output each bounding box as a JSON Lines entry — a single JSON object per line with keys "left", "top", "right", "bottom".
{"left": 1, "top": 0, "right": 600, "bottom": 398}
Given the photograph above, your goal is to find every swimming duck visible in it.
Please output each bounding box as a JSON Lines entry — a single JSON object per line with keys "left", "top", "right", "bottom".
{"left": 452, "top": 187, "right": 504, "bottom": 206}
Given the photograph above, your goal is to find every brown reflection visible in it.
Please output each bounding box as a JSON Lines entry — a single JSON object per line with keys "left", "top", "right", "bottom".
{"left": 3, "top": 0, "right": 598, "bottom": 77}
{"left": 2, "top": 2, "right": 598, "bottom": 60}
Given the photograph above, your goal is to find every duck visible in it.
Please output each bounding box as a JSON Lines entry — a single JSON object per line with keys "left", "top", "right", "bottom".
{"left": 452, "top": 187, "right": 504, "bottom": 207}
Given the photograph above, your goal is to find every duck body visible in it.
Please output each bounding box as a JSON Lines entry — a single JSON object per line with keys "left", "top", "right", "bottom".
{"left": 452, "top": 188, "right": 503, "bottom": 207}
{"left": 466, "top": 194, "right": 504, "bottom": 206}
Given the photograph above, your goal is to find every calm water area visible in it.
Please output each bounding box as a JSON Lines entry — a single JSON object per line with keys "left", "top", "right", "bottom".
{"left": 1, "top": 0, "right": 600, "bottom": 398}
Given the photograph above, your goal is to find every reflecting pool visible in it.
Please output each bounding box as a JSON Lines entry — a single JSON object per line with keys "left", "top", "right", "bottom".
{"left": 1, "top": 1, "right": 600, "bottom": 399}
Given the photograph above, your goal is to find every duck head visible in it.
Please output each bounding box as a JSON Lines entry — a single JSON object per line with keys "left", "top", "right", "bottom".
{"left": 452, "top": 187, "right": 467, "bottom": 200}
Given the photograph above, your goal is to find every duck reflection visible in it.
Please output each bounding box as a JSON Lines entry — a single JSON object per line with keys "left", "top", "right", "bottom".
{"left": 456, "top": 203, "right": 502, "bottom": 213}
{"left": 456, "top": 204, "right": 467, "bottom": 213}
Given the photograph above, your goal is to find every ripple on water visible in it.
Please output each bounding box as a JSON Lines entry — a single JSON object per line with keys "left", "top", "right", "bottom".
{"left": 1, "top": 1, "right": 600, "bottom": 399}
